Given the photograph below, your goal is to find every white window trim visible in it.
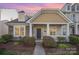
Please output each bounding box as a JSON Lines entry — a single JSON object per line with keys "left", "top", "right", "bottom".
{"left": 13, "top": 25, "right": 26, "bottom": 37}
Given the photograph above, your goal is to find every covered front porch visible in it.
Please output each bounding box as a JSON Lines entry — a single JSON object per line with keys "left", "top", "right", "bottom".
{"left": 29, "top": 23, "right": 70, "bottom": 41}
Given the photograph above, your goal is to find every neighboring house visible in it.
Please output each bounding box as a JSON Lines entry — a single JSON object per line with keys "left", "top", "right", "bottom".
{"left": 0, "top": 10, "right": 1, "bottom": 21}
{"left": 62, "top": 3, "right": 79, "bottom": 35}
{"left": 7, "top": 9, "right": 72, "bottom": 42}
{"left": 0, "top": 20, "right": 8, "bottom": 36}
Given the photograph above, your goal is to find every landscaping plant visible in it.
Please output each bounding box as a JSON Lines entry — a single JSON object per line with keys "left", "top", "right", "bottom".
{"left": 69, "top": 35, "right": 79, "bottom": 44}
{"left": 22, "top": 37, "right": 36, "bottom": 47}
{"left": 42, "top": 36, "right": 57, "bottom": 48}
{"left": 57, "top": 37, "right": 66, "bottom": 43}
{"left": 0, "top": 34, "right": 13, "bottom": 44}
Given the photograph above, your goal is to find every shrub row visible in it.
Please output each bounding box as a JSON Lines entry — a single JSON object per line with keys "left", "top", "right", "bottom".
{"left": 0, "top": 34, "right": 13, "bottom": 44}
{"left": 69, "top": 35, "right": 79, "bottom": 44}
{"left": 14, "top": 37, "right": 36, "bottom": 47}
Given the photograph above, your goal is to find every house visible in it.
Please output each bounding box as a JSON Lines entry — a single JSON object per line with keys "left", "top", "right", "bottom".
{"left": 0, "top": 9, "right": 17, "bottom": 37}
{"left": 62, "top": 3, "right": 79, "bottom": 35}
{"left": 0, "top": 20, "right": 8, "bottom": 37}
{"left": 7, "top": 9, "right": 72, "bottom": 42}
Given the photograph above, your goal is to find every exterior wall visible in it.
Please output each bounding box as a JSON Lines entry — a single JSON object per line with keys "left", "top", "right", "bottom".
{"left": 0, "top": 20, "right": 8, "bottom": 36}
{"left": 0, "top": 10, "right": 1, "bottom": 21}
{"left": 26, "top": 26, "right": 29, "bottom": 36}
{"left": 64, "top": 13, "right": 71, "bottom": 20}
{"left": 8, "top": 25, "right": 13, "bottom": 35}
{"left": 76, "top": 13, "right": 79, "bottom": 22}
{"left": 18, "top": 12, "right": 26, "bottom": 21}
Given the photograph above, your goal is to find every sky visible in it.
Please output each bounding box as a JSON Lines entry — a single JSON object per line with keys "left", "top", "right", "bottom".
{"left": 0, "top": 3, "right": 64, "bottom": 20}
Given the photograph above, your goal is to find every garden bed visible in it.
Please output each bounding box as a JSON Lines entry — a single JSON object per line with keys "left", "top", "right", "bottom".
{"left": 0, "top": 42, "right": 34, "bottom": 55}
{"left": 44, "top": 43, "right": 77, "bottom": 55}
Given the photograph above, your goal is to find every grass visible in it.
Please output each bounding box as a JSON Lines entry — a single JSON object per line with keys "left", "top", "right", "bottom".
{"left": 58, "top": 43, "right": 72, "bottom": 48}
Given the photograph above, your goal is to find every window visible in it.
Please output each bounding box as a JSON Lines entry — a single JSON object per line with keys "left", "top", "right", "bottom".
{"left": 72, "top": 6, "right": 75, "bottom": 11}
{"left": 72, "top": 14, "right": 75, "bottom": 22}
{"left": 62, "top": 25, "right": 66, "bottom": 35}
{"left": 67, "top": 5, "right": 70, "bottom": 10}
{"left": 20, "top": 26, "right": 25, "bottom": 36}
{"left": 15, "top": 26, "right": 19, "bottom": 35}
{"left": 50, "top": 26, "right": 57, "bottom": 35}
{"left": 77, "top": 5, "right": 79, "bottom": 10}
{"left": 14, "top": 26, "right": 25, "bottom": 37}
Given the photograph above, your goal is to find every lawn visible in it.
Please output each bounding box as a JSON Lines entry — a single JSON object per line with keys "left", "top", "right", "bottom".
{"left": 0, "top": 42, "right": 34, "bottom": 55}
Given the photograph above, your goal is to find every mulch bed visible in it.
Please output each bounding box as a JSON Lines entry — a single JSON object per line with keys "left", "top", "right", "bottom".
{"left": 44, "top": 44, "right": 77, "bottom": 55}
{"left": 45, "top": 48, "right": 77, "bottom": 55}
{"left": 0, "top": 42, "right": 35, "bottom": 55}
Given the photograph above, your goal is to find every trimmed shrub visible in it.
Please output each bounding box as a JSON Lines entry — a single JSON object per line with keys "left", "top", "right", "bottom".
{"left": 69, "top": 35, "right": 79, "bottom": 44}
{"left": 42, "top": 36, "right": 57, "bottom": 48}
{"left": 57, "top": 37, "right": 66, "bottom": 43}
{"left": 22, "top": 37, "right": 35, "bottom": 47}
{"left": 1, "top": 34, "right": 13, "bottom": 40}
{"left": 0, "top": 34, "right": 13, "bottom": 43}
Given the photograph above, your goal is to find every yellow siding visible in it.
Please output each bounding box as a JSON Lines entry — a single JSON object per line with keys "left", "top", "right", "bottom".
{"left": 32, "top": 13, "right": 67, "bottom": 23}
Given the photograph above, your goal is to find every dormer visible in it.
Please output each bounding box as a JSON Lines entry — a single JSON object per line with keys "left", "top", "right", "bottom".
{"left": 18, "top": 11, "right": 26, "bottom": 21}
{"left": 66, "top": 3, "right": 71, "bottom": 12}
{"left": 76, "top": 3, "right": 79, "bottom": 12}
{"left": 62, "top": 3, "right": 72, "bottom": 12}
{"left": 71, "top": 3, "right": 79, "bottom": 12}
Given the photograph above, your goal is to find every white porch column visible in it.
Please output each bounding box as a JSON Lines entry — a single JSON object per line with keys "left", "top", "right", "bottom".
{"left": 66, "top": 24, "right": 70, "bottom": 42}
{"left": 67, "top": 24, "right": 70, "bottom": 36}
{"left": 47, "top": 24, "right": 50, "bottom": 36}
{"left": 29, "top": 23, "right": 32, "bottom": 37}
{"left": 75, "top": 24, "right": 78, "bottom": 34}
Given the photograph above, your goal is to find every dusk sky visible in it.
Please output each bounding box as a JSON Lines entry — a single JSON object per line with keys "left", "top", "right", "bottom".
{"left": 0, "top": 3, "right": 64, "bottom": 20}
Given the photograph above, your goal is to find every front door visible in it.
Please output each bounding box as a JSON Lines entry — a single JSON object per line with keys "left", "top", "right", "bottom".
{"left": 37, "top": 28, "right": 41, "bottom": 39}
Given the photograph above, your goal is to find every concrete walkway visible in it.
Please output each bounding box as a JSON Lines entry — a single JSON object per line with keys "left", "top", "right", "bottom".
{"left": 33, "top": 42, "right": 45, "bottom": 55}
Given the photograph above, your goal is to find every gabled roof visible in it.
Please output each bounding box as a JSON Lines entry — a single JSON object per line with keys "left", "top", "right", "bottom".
{"left": 27, "top": 8, "right": 73, "bottom": 23}
{"left": 7, "top": 15, "right": 30, "bottom": 24}
{"left": 7, "top": 19, "right": 26, "bottom": 23}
